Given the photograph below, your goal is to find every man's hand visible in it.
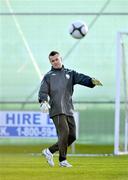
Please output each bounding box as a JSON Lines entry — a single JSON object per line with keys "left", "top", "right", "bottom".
{"left": 40, "top": 101, "right": 50, "bottom": 113}
{"left": 91, "top": 78, "right": 103, "bottom": 86}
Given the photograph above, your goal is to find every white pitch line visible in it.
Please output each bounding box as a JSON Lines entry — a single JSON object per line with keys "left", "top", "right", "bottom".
{"left": 29, "top": 153, "right": 114, "bottom": 157}
{"left": 5, "top": 0, "right": 42, "bottom": 80}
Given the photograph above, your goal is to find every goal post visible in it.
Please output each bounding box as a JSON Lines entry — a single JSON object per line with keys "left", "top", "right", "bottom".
{"left": 114, "top": 31, "right": 128, "bottom": 155}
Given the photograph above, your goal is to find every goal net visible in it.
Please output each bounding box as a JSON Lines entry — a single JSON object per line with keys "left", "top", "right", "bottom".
{"left": 114, "top": 31, "right": 128, "bottom": 155}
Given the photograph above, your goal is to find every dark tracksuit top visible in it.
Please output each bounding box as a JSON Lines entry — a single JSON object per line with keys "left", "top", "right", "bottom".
{"left": 38, "top": 66, "right": 95, "bottom": 118}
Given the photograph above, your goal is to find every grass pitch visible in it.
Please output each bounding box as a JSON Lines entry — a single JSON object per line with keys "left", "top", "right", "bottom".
{"left": 0, "top": 145, "right": 128, "bottom": 180}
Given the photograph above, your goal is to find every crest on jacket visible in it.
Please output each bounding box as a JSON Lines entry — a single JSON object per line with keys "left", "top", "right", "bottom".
{"left": 65, "top": 74, "right": 70, "bottom": 79}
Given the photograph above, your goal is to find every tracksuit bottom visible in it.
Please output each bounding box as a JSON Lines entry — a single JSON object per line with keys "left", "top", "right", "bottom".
{"left": 49, "top": 114, "right": 76, "bottom": 162}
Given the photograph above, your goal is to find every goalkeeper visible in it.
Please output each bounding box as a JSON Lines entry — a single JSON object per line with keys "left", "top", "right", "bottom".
{"left": 38, "top": 51, "right": 102, "bottom": 168}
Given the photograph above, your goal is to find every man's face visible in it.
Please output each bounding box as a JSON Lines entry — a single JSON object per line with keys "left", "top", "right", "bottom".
{"left": 49, "top": 53, "right": 62, "bottom": 69}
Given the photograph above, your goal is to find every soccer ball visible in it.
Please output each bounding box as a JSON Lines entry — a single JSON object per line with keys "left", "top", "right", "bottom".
{"left": 69, "top": 20, "right": 88, "bottom": 39}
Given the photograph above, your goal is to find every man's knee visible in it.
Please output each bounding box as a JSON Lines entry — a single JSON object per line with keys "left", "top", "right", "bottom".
{"left": 68, "top": 134, "right": 76, "bottom": 145}
{"left": 71, "top": 135, "right": 76, "bottom": 142}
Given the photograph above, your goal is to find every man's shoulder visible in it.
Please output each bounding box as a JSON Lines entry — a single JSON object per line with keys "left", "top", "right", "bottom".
{"left": 45, "top": 67, "right": 74, "bottom": 76}
{"left": 45, "top": 70, "right": 54, "bottom": 76}
{"left": 42, "top": 70, "right": 53, "bottom": 81}
{"left": 64, "top": 67, "right": 74, "bottom": 73}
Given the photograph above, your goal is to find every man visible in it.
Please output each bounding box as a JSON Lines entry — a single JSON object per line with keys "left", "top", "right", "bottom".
{"left": 38, "top": 51, "right": 102, "bottom": 168}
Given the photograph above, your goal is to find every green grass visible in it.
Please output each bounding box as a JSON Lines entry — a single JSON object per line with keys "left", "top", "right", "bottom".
{"left": 0, "top": 145, "right": 128, "bottom": 180}
{"left": 0, "top": 144, "right": 114, "bottom": 154}
{"left": 0, "top": 154, "right": 128, "bottom": 180}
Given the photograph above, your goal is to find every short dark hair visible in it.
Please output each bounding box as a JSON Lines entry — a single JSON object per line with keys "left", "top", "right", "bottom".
{"left": 48, "top": 51, "right": 59, "bottom": 58}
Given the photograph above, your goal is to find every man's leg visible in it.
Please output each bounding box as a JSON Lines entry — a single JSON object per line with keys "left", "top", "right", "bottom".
{"left": 67, "top": 116, "right": 76, "bottom": 146}
{"left": 49, "top": 115, "right": 69, "bottom": 162}
{"left": 49, "top": 115, "right": 76, "bottom": 153}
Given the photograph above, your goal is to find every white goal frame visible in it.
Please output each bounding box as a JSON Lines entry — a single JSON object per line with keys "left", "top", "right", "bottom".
{"left": 114, "top": 31, "right": 128, "bottom": 155}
